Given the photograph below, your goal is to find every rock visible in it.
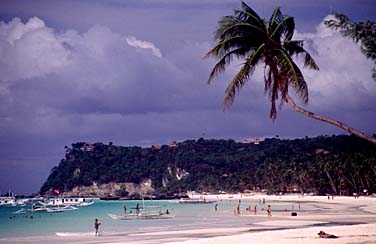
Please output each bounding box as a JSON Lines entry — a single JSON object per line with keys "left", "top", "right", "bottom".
{"left": 317, "top": 231, "right": 338, "bottom": 238}
{"left": 62, "top": 180, "right": 155, "bottom": 197}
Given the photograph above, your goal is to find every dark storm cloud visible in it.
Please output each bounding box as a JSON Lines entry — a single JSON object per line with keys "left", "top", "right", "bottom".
{"left": 0, "top": 0, "right": 375, "bottom": 194}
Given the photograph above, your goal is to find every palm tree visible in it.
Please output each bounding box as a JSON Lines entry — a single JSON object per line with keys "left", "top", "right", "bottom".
{"left": 205, "top": 1, "right": 376, "bottom": 144}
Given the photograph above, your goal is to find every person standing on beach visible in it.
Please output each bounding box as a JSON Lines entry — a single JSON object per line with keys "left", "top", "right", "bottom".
{"left": 123, "top": 203, "right": 127, "bottom": 214}
{"left": 254, "top": 205, "right": 257, "bottom": 215}
{"left": 267, "top": 205, "right": 272, "bottom": 216}
{"left": 94, "top": 218, "right": 101, "bottom": 236}
{"left": 214, "top": 203, "right": 218, "bottom": 211}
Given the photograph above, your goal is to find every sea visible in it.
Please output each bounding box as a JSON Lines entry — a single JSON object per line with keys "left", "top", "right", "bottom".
{"left": 0, "top": 199, "right": 299, "bottom": 243}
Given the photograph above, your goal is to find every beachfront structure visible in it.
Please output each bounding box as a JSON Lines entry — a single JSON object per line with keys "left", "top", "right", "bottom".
{"left": 239, "top": 138, "right": 265, "bottom": 144}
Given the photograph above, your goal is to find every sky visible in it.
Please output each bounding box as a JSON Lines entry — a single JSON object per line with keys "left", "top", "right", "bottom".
{"left": 0, "top": 0, "right": 375, "bottom": 195}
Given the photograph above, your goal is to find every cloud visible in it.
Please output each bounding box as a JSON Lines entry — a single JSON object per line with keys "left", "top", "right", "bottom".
{"left": 0, "top": 17, "right": 71, "bottom": 82}
{"left": 0, "top": 17, "right": 190, "bottom": 118}
{"left": 125, "top": 36, "right": 162, "bottom": 58}
{"left": 292, "top": 15, "right": 376, "bottom": 112}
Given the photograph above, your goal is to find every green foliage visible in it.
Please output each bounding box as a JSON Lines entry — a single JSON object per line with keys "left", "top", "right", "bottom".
{"left": 40, "top": 135, "right": 376, "bottom": 196}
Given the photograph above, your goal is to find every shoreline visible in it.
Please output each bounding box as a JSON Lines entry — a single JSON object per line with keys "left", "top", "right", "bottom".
{"left": 1, "top": 194, "right": 376, "bottom": 244}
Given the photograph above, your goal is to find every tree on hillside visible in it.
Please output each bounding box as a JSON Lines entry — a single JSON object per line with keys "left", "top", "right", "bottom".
{"left": 324, "top": 12, "right": 376, "bottom": 81}
{"left": 204, "top": 1, "right": 376, "bottom": 144}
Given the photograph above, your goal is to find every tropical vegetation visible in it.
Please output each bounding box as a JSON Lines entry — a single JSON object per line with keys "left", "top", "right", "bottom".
{"left": 40, "top": 135, "right": 376, "bottom": 197}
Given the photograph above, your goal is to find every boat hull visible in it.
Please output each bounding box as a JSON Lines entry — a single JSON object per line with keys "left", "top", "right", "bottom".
{"left": 108, "top": 213, "right": 174, "bottom": 220}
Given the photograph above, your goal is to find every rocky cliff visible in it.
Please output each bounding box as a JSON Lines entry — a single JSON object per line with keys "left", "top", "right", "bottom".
{"left": 60, "top": 180, "right": 155, "bottom": 198}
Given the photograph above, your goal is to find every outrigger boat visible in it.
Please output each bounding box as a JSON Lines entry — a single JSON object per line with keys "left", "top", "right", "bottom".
{"left": 178, "top": 197, "right": 216, "bottom": 204}
{"left": 27, "top": 197, "right": 92, "bottom": 212}
{"left": 46, "top": 205, "right": 78, "bottom": 212}
{"left": 108, "top": 205, "right": 174, "bottom": 220}
{"left": 30, "top": 204, "right": 78, "bottom": 212}
{"left": 108, "top": 197, "right": 174, "bottom": 220}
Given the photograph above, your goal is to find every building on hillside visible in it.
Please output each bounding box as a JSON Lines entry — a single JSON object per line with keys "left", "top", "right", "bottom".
{"left": 168, "top": 141, "right": 177, "bottom": 148}
{"left": 239, "top": 138, "right": 265, "bottom": 145}
{"left": 80, "top": 143, "right": 94, "bottom": 152}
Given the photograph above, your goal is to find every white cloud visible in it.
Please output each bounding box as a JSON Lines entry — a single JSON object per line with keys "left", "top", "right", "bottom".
{"left": 293, "top": 15, "right": 376, "bottom": 111}
{"left": 0, "top": 17, "right": 71, "bottom": 82}
{"left": 125, "top": 36, "right": 162, "bottom": 58}
{"left": 0, "top": 17, "right": 164, "bottom": 86}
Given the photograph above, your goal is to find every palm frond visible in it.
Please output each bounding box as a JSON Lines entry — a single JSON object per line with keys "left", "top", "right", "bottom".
{"left": 283, "top": 16, "right": 295, "bottom": 41}
{"left": 206, "top": 47, "right": 251, "bottom": 84}
{"left": 218, "top": 22, "right": 266, "bottom": 41}
{"left": 204, "top": 35, "right": 251, "bottom": 59}
{"left": 284, "top": 40, "right": 319, "bottom": 70}
{"left": 269, "top": 7, "right": 283, "bottom": 32}
{"left": 224, "top": 44, "right": 265, "bottom": 107}
{"left": 271, "top": 16, "right": 294, "bottom": 42}
{"left": 233, "top": 1, "right": 264, "bottom": 27}
{"left": 275, "top": 48, "right": 309, "bottom": 104}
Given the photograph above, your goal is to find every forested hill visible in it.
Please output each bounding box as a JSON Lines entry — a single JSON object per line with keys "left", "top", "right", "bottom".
{"left": 40, "top": 135, "right": 376, "bottom": 196}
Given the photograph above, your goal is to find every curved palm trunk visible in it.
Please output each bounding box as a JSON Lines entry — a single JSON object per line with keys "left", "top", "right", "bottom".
{"left": 285, "top": 95, "right": 376, "bottom": 145}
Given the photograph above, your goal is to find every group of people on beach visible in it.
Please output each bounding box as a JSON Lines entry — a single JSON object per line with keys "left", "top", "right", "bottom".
{"left": 232, "top": 199, "right": 272, "bottom": 216}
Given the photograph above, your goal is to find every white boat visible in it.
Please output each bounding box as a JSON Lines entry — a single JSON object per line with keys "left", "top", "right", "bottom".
{"left": 108, "top": 196, "right": 174, "bottom": 220}
{"left": 31, "top": 205, "right": 49, "bottom": 212}
{"left": 178, "top": 198, "right": 216, "bottom": 204}
{"left": 108, "top": 206, "right": 174, "bottom": 220}
{"left": 46, "top": 205, "right": 78, "bottom": 212}
{"left": 79, "top": 201, "right": 94, "bottom": 207}
{"left": 0, "top": 196, "right": 16, "bottom": 206}
{"left": 39, "top": 197, "right": 94, "bottom": 207}
{"left": 31, "top": 204, "right": 78, "bottom": 212}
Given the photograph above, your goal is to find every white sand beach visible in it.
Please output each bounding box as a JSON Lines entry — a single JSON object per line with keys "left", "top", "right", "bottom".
{"left": 165, "top": 194, "right": 376, "bottom": 244}
{"left": 99, "top": 194, "right": 376, "bottom": 244}
{"left": 166, "top": 223, "right": 376, "bottom": 244}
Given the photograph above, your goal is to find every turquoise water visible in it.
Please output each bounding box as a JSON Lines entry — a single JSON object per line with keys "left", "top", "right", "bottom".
{"left": 0, "top": 199, "right": 297, "bottom": 242}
